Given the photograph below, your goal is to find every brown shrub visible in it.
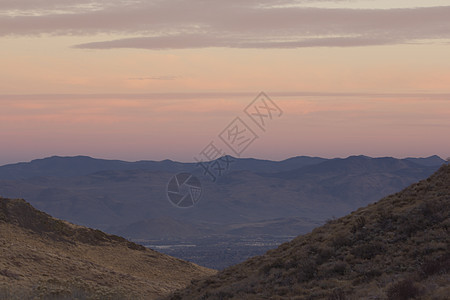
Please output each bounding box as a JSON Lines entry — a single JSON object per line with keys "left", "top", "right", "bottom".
{"left": 386, "top": 279, "right": 421, "bottom": 300}
{"left": 328, "top": 288, "right": 347, "bottom": 300}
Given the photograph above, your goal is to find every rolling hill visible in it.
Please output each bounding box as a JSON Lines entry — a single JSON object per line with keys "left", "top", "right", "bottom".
{"left": 0, "top": 198, "right": 215, "bottom": 299}
{"left": 168, "top": 164, "right": 450, "bottom": 299}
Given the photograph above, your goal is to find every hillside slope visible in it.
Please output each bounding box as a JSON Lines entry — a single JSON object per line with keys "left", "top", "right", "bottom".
{"left": 0, "top": 198, "right": 215, "bottom": 300}
{"left": 169, "top": 165, "right": 450, "bottom": 299}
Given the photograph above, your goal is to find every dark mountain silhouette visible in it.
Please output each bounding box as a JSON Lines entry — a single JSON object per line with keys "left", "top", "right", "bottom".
{"left": 3, "top": 154, "right": 440, "bottom": 181}
{"left": 0, "top": 155, "right": 443, "bottom": 233}
{"left": 0, "top": 197, "right": 214, "bottom": 299}
{"left": 405, "top": 155, "right": 446, "bottom": 166}
{"left": 271, "top": 155, "right": 436, "bottom": 179}
{"left": 229, "top": 156, "right": 327, "bottom": 173}
{"left": 168, "top": 164, "right": 450, "bottom": 299}
{"left": 0, "top": 155, "right": 329, "bottom": 181}
{"left": 0, "top": 156, "right": 194, "bottom": 180}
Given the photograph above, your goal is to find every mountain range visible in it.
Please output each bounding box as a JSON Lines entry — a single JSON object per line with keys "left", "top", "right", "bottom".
{"left": 0, "top": 155, "right": 443, "bottom": 230}
{"left": 0, "top": 155, "right": 445, "bottom": 268}
{"left": 0, "top": 155, "right": 443, "bottom": 180}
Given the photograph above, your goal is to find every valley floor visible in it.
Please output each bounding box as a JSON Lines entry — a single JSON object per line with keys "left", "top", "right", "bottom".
{"left": 138, "top": 235, "right": 296, "bottom": 270}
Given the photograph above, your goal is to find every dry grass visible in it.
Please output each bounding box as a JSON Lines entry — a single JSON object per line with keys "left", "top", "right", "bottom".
{"left": 168, "top": 165, "right": 450, "bottom": 299}
{"left": 0, "top": 198, "right": 216, "bottom": 300}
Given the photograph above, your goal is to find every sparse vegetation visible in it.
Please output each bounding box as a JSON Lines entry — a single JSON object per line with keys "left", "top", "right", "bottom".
{"left": 0, "top": 198, "right": 215, "bottom": 300}
{"left": 168, "top": 165, "right": 450, "bottom": 299}
{"left": 328, "top": 288, "right": 347, "bottom": 300}
{"left": 386, "top": 278, "right": 421, "bottom": 300}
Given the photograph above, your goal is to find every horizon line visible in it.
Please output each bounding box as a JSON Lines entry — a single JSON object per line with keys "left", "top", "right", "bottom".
{"left": 1, "top": 91, "right": 450, "bottom": 101}
{"left": 1, "top": 154, "right": 444, "bottom": 167}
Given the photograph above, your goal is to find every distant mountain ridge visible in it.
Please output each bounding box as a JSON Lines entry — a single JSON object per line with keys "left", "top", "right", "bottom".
{"left": 0, "top": 155, "right": 444, "bottom": 230}
{"left": 0, "top": 155, "right": 328, "bottom": 180}
{"left": 270, "top": 155, "right": 440, "bottom": 181}
{"left": 0, "top": 154, "right": 443, "bottom": 180}
{"left": 0, "top": 156, "right": 195, "bottom": 180}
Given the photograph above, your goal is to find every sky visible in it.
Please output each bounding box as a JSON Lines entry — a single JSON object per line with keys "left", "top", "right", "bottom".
{"left": 1, "top": 0, "right": 450, "bottom": 165}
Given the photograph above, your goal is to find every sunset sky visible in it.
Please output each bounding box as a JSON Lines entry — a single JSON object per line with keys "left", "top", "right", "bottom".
{"left": 1, "top": 0, "right": 450, "bottom": 165}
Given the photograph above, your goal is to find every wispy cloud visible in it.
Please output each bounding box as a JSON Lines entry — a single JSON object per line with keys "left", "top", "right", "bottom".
{"left": 77, "top": 35, "right": 401, "bottom": 49}
{"left": 127, "top": 75, "right": 181, "bottom": 81}
{"left": 2, "top": 92, "right": 450, "bottom": 107}
{"left": 1, "top": 1, "right": 449, "bottom": 49}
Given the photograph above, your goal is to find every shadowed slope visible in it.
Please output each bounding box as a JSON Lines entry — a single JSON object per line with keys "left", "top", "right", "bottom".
{"left": 169, "top": 165, "right": 450, "bottom": 299}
